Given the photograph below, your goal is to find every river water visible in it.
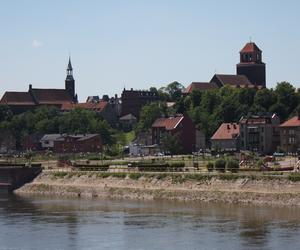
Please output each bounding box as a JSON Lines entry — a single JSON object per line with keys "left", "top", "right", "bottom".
{"left": 0, "top": 195, "right": 300, "bottom": 250}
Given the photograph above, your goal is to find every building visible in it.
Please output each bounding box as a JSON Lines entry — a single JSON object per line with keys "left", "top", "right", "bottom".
{"left": 237, "top": 42, "right": 266, "bottom": 88}
{"left": 210, "top": 74, "right": 253, "bottom": 88}
{"left": 183, "top": 82, "right": 218, "bottom": 94}
{"left": 40, "top": 134, "right": 102, "bottom": 153}
{"left": 211, "top": 123, "right": 240, "bottom": 152}
{"left": 279, "top": 115, "right": 300, "bottom": 153}
{"left": 61, "top": 101, "right": 118, "bottom": 127}
{"left": 152, "top": 114, "right": 196, "bottom": 153}
{"left": 121, "top": 88, "right": 159, "bottom": 118}
{"left": 119, "top": 113, "right": 137, "bottom": 132}
{"left": 239, "top": 114, "right": 280, "bottom": 154}
{"left": 0, "top": 58, "right": 77, "bottom": 113}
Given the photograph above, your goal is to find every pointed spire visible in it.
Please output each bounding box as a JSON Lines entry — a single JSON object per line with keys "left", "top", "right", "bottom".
{"left": 67, "top": 56, "right": 73, "bottom": 71}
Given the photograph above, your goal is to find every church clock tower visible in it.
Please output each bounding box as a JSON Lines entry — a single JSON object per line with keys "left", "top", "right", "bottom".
{"left": 236, "top": 42, "right": 266, "bottom": 88}
{"left": 65, "top": 57, "right": 77, "bottom": 102}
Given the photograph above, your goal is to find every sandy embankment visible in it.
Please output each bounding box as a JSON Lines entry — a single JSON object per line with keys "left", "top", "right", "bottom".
{"left": 16, "top": 171, "right": 300, "bottom": 206}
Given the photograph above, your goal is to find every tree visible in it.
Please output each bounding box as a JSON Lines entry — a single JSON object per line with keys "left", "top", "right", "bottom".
{"left": 136, "top": 102, "right": 167, "bottom": 132}
{"left": 160, "top": 132, "right": 182, "bottom": 156}
{"left": 164, "top": 81, "right": 185, "bottom": 101}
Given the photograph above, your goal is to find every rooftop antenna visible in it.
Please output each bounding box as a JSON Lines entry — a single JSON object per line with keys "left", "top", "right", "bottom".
{"left": 249, "top": 36, "right": 252, "bottom": 43}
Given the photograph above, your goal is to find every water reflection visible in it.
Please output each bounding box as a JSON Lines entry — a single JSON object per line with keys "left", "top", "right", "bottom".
{"left": 0, "top": 194, "right": 300, "bottom": 250}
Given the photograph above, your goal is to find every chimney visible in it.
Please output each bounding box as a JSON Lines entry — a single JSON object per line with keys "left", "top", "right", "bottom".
{"left": 227, "top": 124, "right": 230, "bottom": 130}
{"left": 29, "top": 84, "right": 32, "bottom": 91}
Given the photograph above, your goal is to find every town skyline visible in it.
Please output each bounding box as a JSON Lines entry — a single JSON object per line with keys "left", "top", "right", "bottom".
{"left": 0, "top": 1, "right": 300, "bottom": 101}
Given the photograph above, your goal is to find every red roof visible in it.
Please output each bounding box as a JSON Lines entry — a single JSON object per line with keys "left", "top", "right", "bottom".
{"left": 152, "top": 115, "right": 184, "bottom": 130}
{"left": 280, "top": 116, "right": 300, "bottom": 127}
{"left": 183, "top": 82, "right": 218, "bottom": 94}
{"left": 31, "top": 88, "right": 73, "bottom": 104}
{"left": 211, "top": 123, "right": 240, "bottom": 140}
{"left": 213, "top": 74, "right": 252, "bottom": 87}
{"left": 61, "top": 101, "right": 108, "bottom": 112}
{"left": 0, "top": 91, "right": 35, "bottom": 105}
{"left": 240, "top": 42, "right": 262, "bottom": 53}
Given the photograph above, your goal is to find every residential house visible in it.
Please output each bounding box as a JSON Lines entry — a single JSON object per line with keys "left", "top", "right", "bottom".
{"left": 211, "top": 123, "right": 240, "bottom": 152}
{"left": 119, "top": 113, "right": 137, "bottom": 132}
{"left": 152, "top": 114, "right": 196, "bottom": 153}
{"left": 279, "top": 115, "right": 300, "bottom": 153}
{"left": 239, "top": 114, "right": 280, "bottom": 154}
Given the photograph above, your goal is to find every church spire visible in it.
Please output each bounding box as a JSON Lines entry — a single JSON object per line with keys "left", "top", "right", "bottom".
{"left": 65, "top": 56, "right": 77, "bottom": 102}
{"left": 67, "top": 56, "right": 73, "bottom": 77}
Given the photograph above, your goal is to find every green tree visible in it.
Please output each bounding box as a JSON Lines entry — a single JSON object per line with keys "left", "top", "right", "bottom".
{"left": 160, "top": 132, "right": 182, "bottom": 155}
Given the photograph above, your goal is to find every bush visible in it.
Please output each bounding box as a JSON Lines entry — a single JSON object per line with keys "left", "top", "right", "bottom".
{"left": 129, "top": 173, "right": 143, "bottom": 180}
{"left": 215, "top": 159, "right": 226, "bottom": 172}
{"left": 206, "top": 162, "right": 214, "bottom": 172}
{"left": 226, "top": 159, "right": 239, "bottom": 173}
{"left": 288, "top": 173, "right": 300, "bottom": 182}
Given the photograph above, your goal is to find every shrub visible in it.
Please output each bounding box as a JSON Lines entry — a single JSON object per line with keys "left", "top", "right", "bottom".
{"left": 288, "top": 173, "right": 300, "bottom": 182}
{"left": 226, "top": 159, "right": 239, "bottom": 173}
{"left": 53, "top": 171, "right": 68, "bottom": 178}
{"left": 215, "top": 159, "right": 226, "bottom": 172}
{"left": 129, "top": 173, "right": 143, "bottom": 180}
{"left": 206, "top": 162, "right": 214, "bottom": 172}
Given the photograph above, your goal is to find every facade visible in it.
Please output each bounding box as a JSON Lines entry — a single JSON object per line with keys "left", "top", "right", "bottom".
{"left": 211, "top": 123, "right": 240, "bottom": 152}
{"left": 119, "top": 113, "right": 137, "bottom": 132}
{"left": 0, "top": 58, "right": 77, "bottom": 113}
{"left": 279, "top": 115, "right": 300, "bottom": 153}
{"left": 239, "top": 114, "right": 280, "bottom": 154}
{"left": 40, "top": 134, "right": 102, "bottom": 153}
{"left": 152, "top": 114, "right": 196, "bottom": 153}
{"left": 61, "top": 101, "right": 118, "bottom": 127}
{"left": 237, "top": 42, "right": 266, "bottom": 88}
{"left": 121, "top": 88, "right": 159, "bottom": 118}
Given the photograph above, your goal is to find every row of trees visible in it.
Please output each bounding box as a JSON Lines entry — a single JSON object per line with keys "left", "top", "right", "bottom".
{"left": 0, "top": 106, "right": 115, "bottom": 149}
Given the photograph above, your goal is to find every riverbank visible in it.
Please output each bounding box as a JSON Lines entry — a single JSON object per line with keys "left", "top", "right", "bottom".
{"left": 16, "top": 171, "right": 300, "bottom": 206}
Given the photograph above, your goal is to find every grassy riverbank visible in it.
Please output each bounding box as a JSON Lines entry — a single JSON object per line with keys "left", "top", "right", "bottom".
{"left": 16, "top": 170, "right": 300, "bottom": 206}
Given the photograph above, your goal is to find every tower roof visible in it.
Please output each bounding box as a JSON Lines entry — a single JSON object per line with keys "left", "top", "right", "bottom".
{"left": 240, "top": 42, "right": 262, "bottom": 53}
{"left": 67, "top": 57, "right": 73, "bottom": 70}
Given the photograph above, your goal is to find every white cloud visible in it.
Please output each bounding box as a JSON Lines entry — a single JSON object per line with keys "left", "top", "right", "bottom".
{"left": 32, "top": 39, "right": 42, "bottom": 48}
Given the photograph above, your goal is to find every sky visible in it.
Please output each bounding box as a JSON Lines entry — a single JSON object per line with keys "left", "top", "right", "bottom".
{"left": 0, "top": 0, "right": 300, "bottom": 101}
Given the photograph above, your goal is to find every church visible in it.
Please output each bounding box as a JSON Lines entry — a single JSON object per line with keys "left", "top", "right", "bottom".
{"left": 184, "top": 41, "right": 266, "bottom": 94}
{"left": 0, "top": 58, "right": 78, "bottom": 113}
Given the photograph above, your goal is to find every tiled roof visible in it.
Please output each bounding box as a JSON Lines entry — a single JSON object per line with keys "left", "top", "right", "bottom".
{"left": 0, "top": 91, "right": 35, "bottom": 105}
{"left": 280, "top": 116, "right": 300, "bottom": 127}
{"left": 240, "top": 42, "right": 262, "bottom": 53}
{"left": 152, "top": 115, "right": 184, "bottom": 130}
{"left": 61, "top": 101, "right": 107, "bottom": 112}
{"left": 214, "top": 74, "right": 252, "bottom": 87}
{"left": 31, "top": 88, "right": 73, "bottom": 104}
{"left": 211, "top": 123, "right": 240, "bottom": 140}
{"left": 183, "top": 82, "right": 218, "bottom": 93}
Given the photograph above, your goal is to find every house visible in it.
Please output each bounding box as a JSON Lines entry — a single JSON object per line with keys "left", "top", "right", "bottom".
{"left": 183, "top": 82, "right": 218, "bottom": 94}
{"left": 152, "top": 114, "right": 196, "bottom": 153}
{"left": 211, "top": 123, "right": 240, "bottom": 152}
{"left": 0, "top": 58, "right": 77, "bottom": 113}
{"left": 121, "top": 88, "right": 159, "bottom": 118}
{"left": 239, "top": 114, "right": 280, "bottom": 154}
{"left": 40, "top": 134, "right": 102, "bottom": 153}
{"left": 61, "top": 101, "right": 118, "bottom": 127}
{"left": 119, "top": 113, "right": 137, "bottom": 132}
{"left": 279, "top": 115, "right": 300, "bottom": 153}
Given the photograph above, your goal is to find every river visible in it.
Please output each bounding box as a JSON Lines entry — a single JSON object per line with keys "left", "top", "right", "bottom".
{"left": 0, "top": 195, "right": 299, "bottom": 250}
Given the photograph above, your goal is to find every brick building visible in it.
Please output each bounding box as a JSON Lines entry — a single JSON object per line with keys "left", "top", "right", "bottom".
{"left": 279, "top": 115, "right": 300, "bottom": 153}
{"left": 152, "top": 114, "right": 196, "bottom": 153}
{"left": 121, "top": 88, "right": 159, "bottom": 118}
{"left": 239, "top": 114, "right": 280, "bottom": 154}
{"left": 40, "top": 134, "right": 102, "bottom": 153}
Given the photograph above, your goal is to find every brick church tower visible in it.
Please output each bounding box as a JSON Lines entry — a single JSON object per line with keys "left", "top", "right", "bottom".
{"left": 236, "top": 42, "right": 266, "bottom": 88}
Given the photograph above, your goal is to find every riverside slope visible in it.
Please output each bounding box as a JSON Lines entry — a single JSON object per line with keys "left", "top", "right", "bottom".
{"left": 16, "top": 171, "right": 300, "bottom": 206}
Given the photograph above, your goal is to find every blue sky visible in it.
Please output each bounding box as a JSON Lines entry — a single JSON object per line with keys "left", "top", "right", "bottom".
{"left": 0, "top": 0, "right": 299, "bottom": 101}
